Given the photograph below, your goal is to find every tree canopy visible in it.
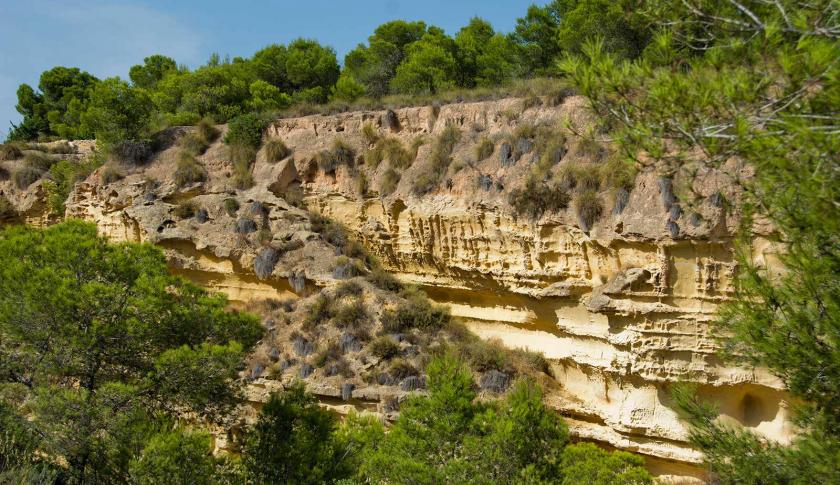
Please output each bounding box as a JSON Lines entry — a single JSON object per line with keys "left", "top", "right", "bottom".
{"left": 562, "top": 0, "right": 840, "bottom": 482}
{"left": 0, "top": 220, "right": 262, "bottom": 482}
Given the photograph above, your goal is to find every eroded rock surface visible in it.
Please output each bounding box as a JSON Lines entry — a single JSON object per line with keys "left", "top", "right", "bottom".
{"left": 0, "top": 96, "right": 791, "bottom": 483}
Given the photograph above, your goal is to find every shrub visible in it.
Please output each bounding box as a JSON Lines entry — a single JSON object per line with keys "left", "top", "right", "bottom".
{"left": 230, "top": 145, "right": 256, "bottom": 189}
{"left": 180, "top": 133, "right": 210, "bottom": 156}
{"left": 173, "top": 152, "right": 207, "bottom": 186}
{"left": 224, "top": 113, "right": 268, "bottom": 149}
{"left": 264, "top": 139, "right": 291, "bottom": 163}
{"left": 13, "top": 166, "right": 43, "bottom": 189}
{"left": 379, "top": 168, "right": 400, "bottom": 196}
{"left": 380, "top": 290, "right": 450, "bottom": 333}
{"left": 462, "top": 338, "right": 512, "bottom": 373}
{"left": 599, "top": 156, "right": 636, "bottom": 192}
{"left": 576, "top": 136, "right": 606, "bottom": 160}
{"left": 475, "top": 137, "right": 494, "bottom": 161}
{"left": 0, "top": 194, "right": 16, "bottom": 219}
{"left": 389, "top": 359, "right": 417, "bottom": 380}
{"left": 574, "top": 189, "right": 603, "bottom": 232}
{"left": 317, "top": 138, "right": 355, "bottom": 174}
{"left": 334, "top": 299, "right": 368, "bottom": 330}
{"left": 412, "top": 125, "right": 460, "bottom": 195}
{"left": 362, "top": 122, "right": 380, "bottom": 145}
{"left": 309, "top": 213, "right": 348, "bottom": 249}
{"left": 334, "top": 280, "right": 364, "bottom": 298}
{"left": 0, "top": 143, "right": 23, "bottom": 160}
{"left": 257, "top": 227, "right": 273, "bottom": 244}
{"left": 23, "top": 152, "right": 55, "bottom": 172}
{"left": 331, "top": 256, "right": 366, "bottom": 279}
{"left": 223, "top": 198, "right": 240, "bottom": 216}
{"left": 511, "top": 347, "right": 550, "bottom": 374}
{"left": 302, "top": 294, "right": 336, "bottom": 330}
{"left": 366, "top": 268, "right": 403, "bottom": 292}
{"left": 197, "top": 117, "right": 220, "bottom": 144}
{"left": 44, "top": 141, "right": 75, "bottom": 154}
{"left": 173, "top": 200, "right": 197, "bottom": 219}
{"left": 100, "top": 166, "right": 124, "bottom": 185}
{"left": 508, "top": 177, "right": 571, "bottom": 219}
{"left": 314, "top": 342, "right": 343, "bottom": 368}
{"left": 369, "top": 336, "right": 400, "bottom": 360}
{"left": 367, "top": 137, "right": 412, "bottom": 170}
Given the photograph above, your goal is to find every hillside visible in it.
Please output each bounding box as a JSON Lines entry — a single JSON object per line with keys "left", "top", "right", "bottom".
{"left": 0, "top": 94, "right": 792, "bottom": 482}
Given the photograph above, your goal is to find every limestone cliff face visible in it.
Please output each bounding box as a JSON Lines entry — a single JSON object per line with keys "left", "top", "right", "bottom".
{"left": 0, "top": 96, "right": 791, "bottom": 482}
{"left": 264, "top": 97, "right": 791, "bottom": 481}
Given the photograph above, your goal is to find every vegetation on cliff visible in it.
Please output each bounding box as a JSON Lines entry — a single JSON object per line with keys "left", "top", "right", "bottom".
{"left": 6, "top": 2, "right": 648, "bottom": 145}
{"left": 563, "top": 0, "right": 840, "bottom": 482}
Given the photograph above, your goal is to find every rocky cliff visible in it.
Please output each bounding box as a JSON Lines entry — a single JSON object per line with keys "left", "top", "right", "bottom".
{"left": 0, "top": 96, "right": 792, "bottom": 483}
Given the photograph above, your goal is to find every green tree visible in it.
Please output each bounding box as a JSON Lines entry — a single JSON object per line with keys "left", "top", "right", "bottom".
{"left": 252, "top": 44, "right": 289, "bottom": 90}
{"left": 243, "top": 381, "right": 348, "bottom": 484}
{"left": 129, "top": 55, "right": 178, "bottom": 90}
{"left": 511, "top": 3, "right": 563, "bottom": 75}
{"left": 129, "top": 429, "right": 219, "bottom": 485}
{"left": 391, "top": 28, "right": 458, "bottom": 95}
{"left": 455, "top": 17, "right": 522, "bottom": 88}
{"left": 249, "top": 80, "right": 292, "bottom": 111}
{"left": 9, "top": 67, "right": 99, "bottom": 140}
{"left": 0, "top": 221, "right": 262, "bottom": 482}
{"left": 559, "top": 443, "right": 653, "bottom": 485}
{"left": 284, "top": 39, "right": 340, "bottom": 102}
{"left": 81, "top": 77, "right": 154, "bottom": 146}
{"left": 359, "top": 355, "right": 620, "bottom": 484}
{"left": 562, "top": 0, "right": 840, "bottom": 482}
{"left": 224, "top": 112, "right": 269, "bottom": 149}
{"left": 330, "top": 72, "right": 366, "bottom": 102}
{"left": 553, "top": 0, "right": 649, "bottom": 59}
{"left": 343, "top": 20, "right": 428, "bottom": 97}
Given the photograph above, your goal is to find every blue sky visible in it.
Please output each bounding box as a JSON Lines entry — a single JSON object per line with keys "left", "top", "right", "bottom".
{"left": 0, "top": 0, "right": 536, "bottom": 140}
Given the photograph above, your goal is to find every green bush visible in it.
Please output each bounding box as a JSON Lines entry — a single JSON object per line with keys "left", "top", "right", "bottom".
{"left": 380, "top": 289, "right": 449, "bottom": 333}
{"left": 388, "top": 358, "right": 417, "bottom": 380}
{"left": 369, "top": 336, "right": 400, "bottom": 360}
{"left": 461, "top": 338, "right": 512, "bottom": 373}
{"left": 508, "top": 176, "right": 570, "bottom": 219}
{"left": 302, "top": 294, "right": 336, "bottom": 330}
{"left": 224, "top": 113, "right": 268, "bottom": 149}
{"left": 224, "top": 198, "right": 240, "bottom": 216}
{"left": 173, "top": 200, "right": 198, "bottom": 219}
{"left": 334, "top": 280, "right": 364, "bottom": 298}
{"left": 13, "top": 166, "right": 43, "bottom": 189}
{"left": 100, "top": 165, "right": 124, "bottom": 185}
{"left": 264, "top": 139, "right": 291, "bottom": 163}
{"left": 366, "top": 268, "right": 403, "bottom": 293}
{"left": 334, "top": 299, "right": 369, "bottom": 330}
{"left": 474, "top": 137, "right": 494, "bottom": 161}
{"left": 173, "top": 152, "right": 207, "bottom": 187}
